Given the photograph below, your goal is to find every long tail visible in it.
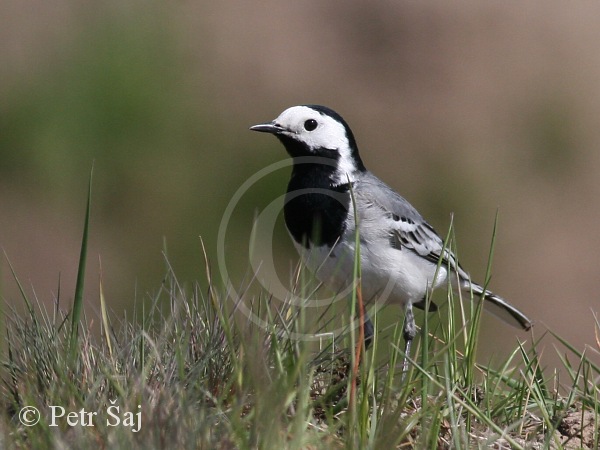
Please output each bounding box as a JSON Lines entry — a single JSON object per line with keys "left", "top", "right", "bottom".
{"left": 470, "top": 283, "right": 533, "bottom": 331}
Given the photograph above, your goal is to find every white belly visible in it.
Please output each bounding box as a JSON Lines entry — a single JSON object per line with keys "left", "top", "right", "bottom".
{"left": 293, "top": 235, "right": 449, "bottom": 308}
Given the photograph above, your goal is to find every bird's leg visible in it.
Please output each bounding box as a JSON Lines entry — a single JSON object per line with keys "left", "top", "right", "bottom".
{"left": 401, "top": 302, "right": 417, "bottom": 379}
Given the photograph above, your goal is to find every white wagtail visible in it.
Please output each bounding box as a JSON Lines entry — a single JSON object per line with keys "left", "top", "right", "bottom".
{"left": 250, "top": 105, "right": 532, "bottom": 367}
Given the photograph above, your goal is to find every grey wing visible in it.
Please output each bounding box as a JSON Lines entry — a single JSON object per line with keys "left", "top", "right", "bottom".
{"left": 354, "top": 173, "right": 533, "bottom": 330}
{"left": 357, "top": 173, "right": 469, "bottom": 280}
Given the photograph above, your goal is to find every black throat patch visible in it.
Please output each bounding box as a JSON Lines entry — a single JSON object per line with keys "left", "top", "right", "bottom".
{"left": 284, "top": 157, "right": 351, "bottom": 249}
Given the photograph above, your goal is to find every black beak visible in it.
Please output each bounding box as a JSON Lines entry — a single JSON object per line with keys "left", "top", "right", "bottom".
{"left": 249, "top": 122, "right": 285, "bottom": 134}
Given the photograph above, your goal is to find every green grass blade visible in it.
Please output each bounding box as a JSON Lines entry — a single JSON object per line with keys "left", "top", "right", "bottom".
{"left": 98, "top": 257, "right": 113, "bottom": 360}
{"left": 69, "top": 164, "right": 93, "bottom": 361}
{"left": 3, "top": 252, "right": 37, "bottom": 325}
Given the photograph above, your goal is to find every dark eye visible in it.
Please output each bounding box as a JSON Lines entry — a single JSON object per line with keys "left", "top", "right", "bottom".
{"left": 303, "top": 119, "right": 318, "bottom": 131}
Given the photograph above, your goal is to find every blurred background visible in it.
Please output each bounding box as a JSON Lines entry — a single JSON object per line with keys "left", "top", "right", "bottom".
{"left": 1, "top": 0, "right": 599, "bottom": 368}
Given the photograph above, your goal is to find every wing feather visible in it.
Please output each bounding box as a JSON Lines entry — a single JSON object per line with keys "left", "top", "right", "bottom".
{"left": 356, "top": 172, "right": 468, "bottom": 279}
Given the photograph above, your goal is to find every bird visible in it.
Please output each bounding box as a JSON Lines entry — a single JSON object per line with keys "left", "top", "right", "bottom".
{"left": 250, "top": 104, "right": 532, "bottom": 372}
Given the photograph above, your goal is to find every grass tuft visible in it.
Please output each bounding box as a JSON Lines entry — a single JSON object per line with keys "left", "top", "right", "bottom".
{"left": 1, "top": 206, "right": 599, "bottom": 448}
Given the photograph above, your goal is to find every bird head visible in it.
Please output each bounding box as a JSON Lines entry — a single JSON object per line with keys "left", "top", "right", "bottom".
{"left": 250, "top": 105, "right": 366, "bottom": 184}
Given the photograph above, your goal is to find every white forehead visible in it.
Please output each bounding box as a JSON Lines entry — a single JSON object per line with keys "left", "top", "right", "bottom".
{"left": 273, "top": 106, "right": 350, "bottom": 150}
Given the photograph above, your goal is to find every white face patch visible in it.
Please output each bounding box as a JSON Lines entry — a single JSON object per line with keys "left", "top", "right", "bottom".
{"left": 272, "top": 106, "right": 359, "bottom": 184}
